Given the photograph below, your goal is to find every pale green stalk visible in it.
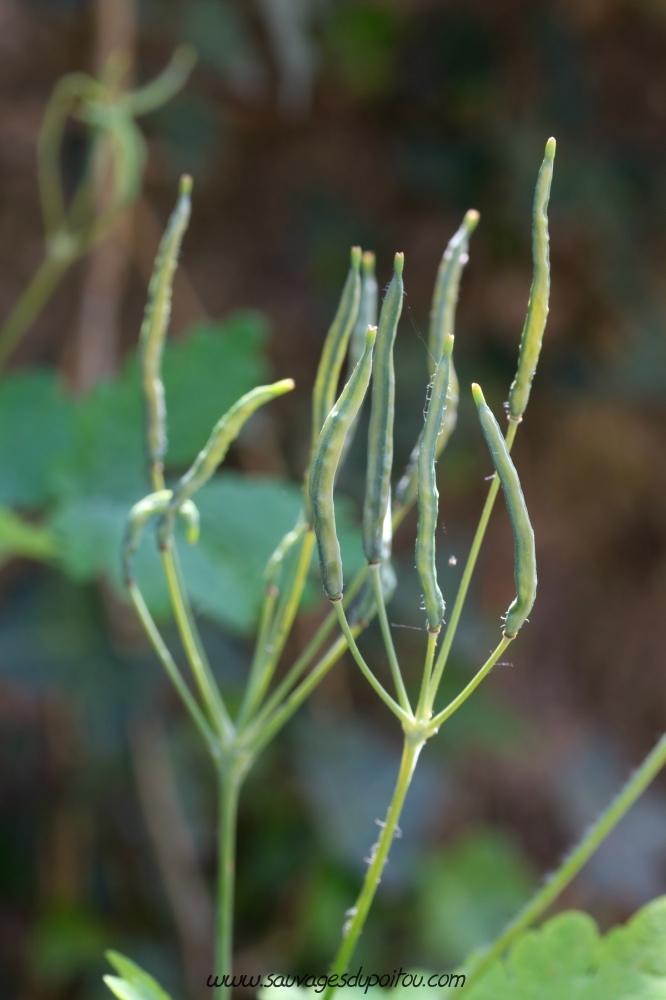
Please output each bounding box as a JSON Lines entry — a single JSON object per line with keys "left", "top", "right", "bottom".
{"left": 461, "top": 730, "right": 666, "bottom": 992}
{"left": 370, "top": 563, "right": 411, "bottom": 714}
{"left": 427, "top": 418, "right": 519, "bottom": 706}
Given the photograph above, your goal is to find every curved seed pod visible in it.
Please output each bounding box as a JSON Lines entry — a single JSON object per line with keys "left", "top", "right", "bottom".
{"left": 395, "top": 360, "right": 459, "bottom": 508}
{"left": 340, "top": 251, "right": 378, "bottom": 466}
{"left": 310, "top": 326, "right": 377, "bottom": 601}
{"left": 428, "top": 210, "right": 479, "bottom": 374}
{"left": 168, "top": 378, "right": 295, "bottom": 511}
{"left": 416, "top": 334, "right": 454, "bottom": 630}
{"left": 265, "top": 516, "right": 307, "bottom": 588}
{"left": 472, "top": 383, "right": 537, "bottom": 635}
{"left": 362, "top": 252, "right": 404, "bottom": 563}
{"left": 139, "top": 174, "right": 192, "bottom": 471}
{"left": 311, "top": 246, "right": 362, "bottom": 448}
{"left": 508, "top": 137, "right": 556, "bottom": 419}
{"left": 123, "top": 45, "right": 197, "bottom": 118}
{"left": 123, "top": 490, "right": 199, "bottom": 584}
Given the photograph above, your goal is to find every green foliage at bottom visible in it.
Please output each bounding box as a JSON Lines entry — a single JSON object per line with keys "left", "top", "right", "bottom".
{"left": 103, "top": 896, "right": 666, "bottom": 1000}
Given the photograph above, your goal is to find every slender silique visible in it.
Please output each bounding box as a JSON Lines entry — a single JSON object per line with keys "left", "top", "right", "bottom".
{"left": 362, "top": 252, "right": 404, "bottom": 563}
{"left": 310, "top": 326, "right": 376, "bottom": 600}
{"left": 340, "top": 251, "right": 378, "bottom": 466}
{"left": 139, "top": 174, "right": 192, "bottom": 474}
{"left": 416, "top": 334, "right": 453, "bottom": 631}
{"left": 508, "top": 137, "right": 556, "bottom": 419}
{"left": 428, "top": 209, "right": 479, "bottom": 373}
{"left": 311, "top": 246, "right": 362, "bottom": 446}
{"left": 472, "top": 383, "right": 536, "bottom": 635}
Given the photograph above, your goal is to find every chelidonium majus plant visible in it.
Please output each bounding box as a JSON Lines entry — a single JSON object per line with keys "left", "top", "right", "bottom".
{"left": 106, "top": 136, "right": 666, "bottom": 1000}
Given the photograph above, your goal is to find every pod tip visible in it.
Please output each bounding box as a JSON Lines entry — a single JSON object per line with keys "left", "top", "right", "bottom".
{"left": 281, "top": 378, "right": 296, "bottom": 391}
{"left": 365, "top": 324, "right": 378, "bottom": 348}
{"left": 465, "top": 209, "right": 480, "bottom": 229}
{"left": 361, "top": 250, "right": 376, "bottom": 272}
{"left": 351, "top": 246, "right": 362, "bottom": 268}
{"left": 545, "top": 137, "right": 556, "bottom": 158}
{"left": 179, "top": 174, "right": 193, "bottom": 197}
{"left": 443, "top": 333, "right": 455, "bottom": 356}
{"left": 393, "top": 251, "right": 405, "bottom": 275}
{"left": 471, "top": 382, "right": 485, "bottom": 406}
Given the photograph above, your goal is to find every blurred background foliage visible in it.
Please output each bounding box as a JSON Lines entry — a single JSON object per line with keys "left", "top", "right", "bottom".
{"left": 2, "top": 0, "right": 666, "bottom": 997}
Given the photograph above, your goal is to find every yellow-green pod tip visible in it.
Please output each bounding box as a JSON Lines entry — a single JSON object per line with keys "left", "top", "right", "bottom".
{"left": 365, "top": 324, "right": 378, "bottom": 349}
{"left": 179, "top": 174, "right": 193, "bottom": 198}
{"left": 545, "top": 136, "right": 556, "bottom": 159}
{"left": 274, "top": 378, "right": 296, "bottom": 394}
{"left": 471, "top": 382, "right": 485, "bottom": 407}
{"left": 361, "top": 250, "right": 376, "bottom": 273}
{"left": 393, "top": 251, "right": 405, "bottom": 276}
{"left": 443, "top": 332, "right": 455, "bottom": 357}
{"left": 464, "top": 209, "right": 480, "bottom": 231}
{"left": 351, "top": 246, "right": 362, "bottom": 268}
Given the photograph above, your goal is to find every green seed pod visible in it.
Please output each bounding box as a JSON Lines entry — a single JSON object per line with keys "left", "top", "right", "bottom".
{"left": 472, "top": 383, "right": 537, "bottom": 635}
{"left": 395, "top": 360, "right": 459, "bottom": 508}
{"left": 311, "top": 246, "right": 362, "bottom": 448}
{"left": 310, "top": 325, "right": 377, "bottom": 601}
{"left": 362, "top": 252, "right": 404, "bottom": 563}
{"left": 167, "top": 379, "right": 295, "bottom": 518}
{"left": 350, "top": 499, "right": 396, "bottom": 626}
{"left": 508, "top": 137, "right": 556, "bottom": 419}
{"left": 428, "top": 209, "right": 479, "bottom": 374}
{"left": 416, "top": 333, "right": 454, "bottom": 631}
{"left": 123, "top": 490, "right": 198, "bottom": 585}
{"left": 139, "top": 174, "right": 192, "bottom": 470}
{"left": 340, "top": 251, "right": 378, "bottom": 466}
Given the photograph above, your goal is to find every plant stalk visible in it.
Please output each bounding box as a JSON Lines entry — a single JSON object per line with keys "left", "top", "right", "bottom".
{"left": 215, "top": 763, "right": 244, "bottom": 1000}
{"left": 461, "top": 729, "right": 666, "bottom": 992}
{"left": 0, "top": 251, "right": 71, "bottom": 371}
{"left": 324, "top": 737, "right": 423, "bottom": 999}
{"left": 428, "top": 419, "right": 518, "bottom": 703}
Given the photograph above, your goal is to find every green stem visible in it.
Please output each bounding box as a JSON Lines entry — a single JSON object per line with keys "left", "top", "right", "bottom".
{"left": 0, "top": 251, "right": 71, "bottom": 371}
{"left": 462, "top": 729, "right": 666, "bottom": 992}
{"left": 370, "top": 563, "right": 411, "bottom": 714}
{"left": 161, "top": 546, "right": 234, "bottom": 744}
{"left": 427, "top": 419, "right": 519, "bottom": 705}
{"left": 215, "top": 763, "right": 244, "bottom": 1000}
{"left": 427, "top": 636, "right": 513, "bottom": 736}
{"left": 237, "top": 529, "right": 315, "bottom": 727}
{"left": 334, "top": 601, "right": 412, "bottom": 724}
{"left": 127, "top": 580, "right": 219, "bottom": 757}
{"left": 416, "top": 629, "right": 439, "bottom": 721}
{"left": 323, "top": 737, "right": 423, "bottom": 999}
{"left": 242, "top": 631, "right": 359, "bottom": 757}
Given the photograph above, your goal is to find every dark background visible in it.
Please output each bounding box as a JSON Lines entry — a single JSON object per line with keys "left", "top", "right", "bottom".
{"left": 3, "top": 0, "right": 666, "bottom": 997}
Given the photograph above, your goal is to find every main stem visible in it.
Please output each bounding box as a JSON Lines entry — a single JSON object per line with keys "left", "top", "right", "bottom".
{"left": 461, "top": 729, "right": 666, "bottom": 992}
{"left": 215, "top": 763, "right": 244, "bottom": 1000}
{"left": 0, "top": 252, "right": 70, "bottom": 370}
{"left": 323, "top": 737, "right": 423, "bottom": 1000}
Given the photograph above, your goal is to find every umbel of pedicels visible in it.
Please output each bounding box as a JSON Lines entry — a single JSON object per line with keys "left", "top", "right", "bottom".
{"left": 112, "top": 137, "right": 554, "bottom": 1000}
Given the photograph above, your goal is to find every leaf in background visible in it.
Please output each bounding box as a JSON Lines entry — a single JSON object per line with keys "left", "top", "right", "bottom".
{"left": 54, "top": 311, "right": 268, "bottom": 503}
{"left": 0, "top": 370, "right": 74, "bottom": 507}
{"left": 104, "top": 950, "right": 172, "bottom": 1000}
{"left": 162, "top": 312, "right": 268, "bottom": 466}
{"left": 28, "top": 906, "right": 106, "bottom": 983}
{"left": 0, "top": 507, "right": 58, "bottom": 561}
{"left": 417, "top": 829, "right": 535, "bottom": 968}
{"left": 466, "top": 895, "right": 666, "bottom": 999}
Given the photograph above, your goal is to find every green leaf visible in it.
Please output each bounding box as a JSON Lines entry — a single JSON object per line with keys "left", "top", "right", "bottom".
{"left": 417, "top": 830, "right": 535, "bottom": 967}
{"left": 465, "top": 894, "right": 666, "bottom": 999}
{"left": 55, "top": 311, "right": 268, "bottom": 503}
{"left": 104, "top": 950, "right": 172, "bottom": 1000}
{"left": 0, "top": 507, "right": 58, "bottom": 561}
{"left": 0, "top": 370, "right": 74, "bottom": 507}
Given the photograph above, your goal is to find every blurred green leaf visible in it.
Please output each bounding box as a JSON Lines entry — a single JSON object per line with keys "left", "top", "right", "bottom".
{"left": 104, "top": 949, "right": 172, "bottom": 1000}
{"left": 466, "top": 895, "right": 666, "bottom": 999}
{"left": 0, "top": 506, "right": 57, "bottom": 561}
{"left": 324, "top": 2, "right": 400, "bottom": 98}
{"left": 417, "top": 829, "right": 535, "bottom": 966}
{"left": 29, "top": 906, "right": 106, "bottom": 982}
{"left": 0, "top": 370, "right": 74, "bottom": 507}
